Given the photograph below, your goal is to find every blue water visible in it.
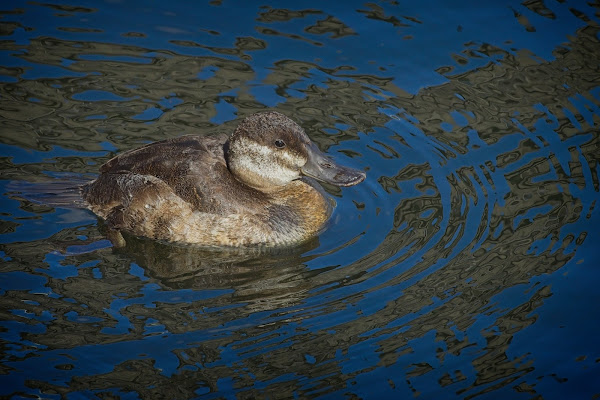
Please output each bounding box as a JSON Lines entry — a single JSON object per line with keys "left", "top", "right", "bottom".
{"left": 1, "top": 0, "right": 599, "bottom": 399}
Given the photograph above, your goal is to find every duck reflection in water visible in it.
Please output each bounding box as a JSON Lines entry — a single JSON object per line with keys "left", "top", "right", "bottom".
{"left": 110, "top": 228, "right": 321, "bottom": 312}
{"left": 82, "top": 112, "right": 365, "bottom": 247}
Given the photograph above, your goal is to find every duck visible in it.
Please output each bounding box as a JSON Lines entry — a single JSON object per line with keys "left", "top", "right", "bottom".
{"left": 81, "top": 111, "right": 365, "bottom": 247}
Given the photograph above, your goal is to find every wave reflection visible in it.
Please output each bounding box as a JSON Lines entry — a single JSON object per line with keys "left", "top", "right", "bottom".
{"left": 1, "top": 1, "right": 599, "bottom": 399}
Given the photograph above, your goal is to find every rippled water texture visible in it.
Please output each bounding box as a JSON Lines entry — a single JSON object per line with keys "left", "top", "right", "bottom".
{"left": 1, "top": 1, "right": 600, "bottom": 399}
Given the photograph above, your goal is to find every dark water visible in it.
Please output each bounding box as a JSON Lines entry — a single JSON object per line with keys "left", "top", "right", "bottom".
{"left": 1, "top": 1, "right": 600, "bottom": 398}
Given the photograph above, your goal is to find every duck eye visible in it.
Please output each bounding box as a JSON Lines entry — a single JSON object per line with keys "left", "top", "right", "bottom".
{"left": 274, "top": 139, "right": 286, "bottom": 148}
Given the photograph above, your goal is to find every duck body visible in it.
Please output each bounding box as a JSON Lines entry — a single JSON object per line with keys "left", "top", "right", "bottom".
{"left": 82, "top": 112, "right": 365, "bottom": 247}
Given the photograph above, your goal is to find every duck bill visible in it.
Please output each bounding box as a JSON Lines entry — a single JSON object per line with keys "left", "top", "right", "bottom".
{"left": 301, "top": 142, "right": 365, "bottom": 187}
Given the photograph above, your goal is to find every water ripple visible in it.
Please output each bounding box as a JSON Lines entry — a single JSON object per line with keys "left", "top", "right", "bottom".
{"left": 1, "top": 1, "right": 600, "bottom": 399}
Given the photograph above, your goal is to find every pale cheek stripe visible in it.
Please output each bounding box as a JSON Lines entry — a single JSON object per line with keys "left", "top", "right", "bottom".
{"left": 236, "top": 154, "right": 299, "bottom": 182}
{"left": 234, "top": 138, "right": 304, "bottom": 184}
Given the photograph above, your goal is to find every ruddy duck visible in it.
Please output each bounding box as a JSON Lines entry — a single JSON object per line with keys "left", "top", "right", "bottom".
{"left": 82, "top": 111, "right": 365, "bottom": 247}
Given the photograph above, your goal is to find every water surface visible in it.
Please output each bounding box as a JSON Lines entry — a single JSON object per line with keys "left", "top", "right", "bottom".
{"left": 1, "top": 1, "right": 600, "bottom": 399}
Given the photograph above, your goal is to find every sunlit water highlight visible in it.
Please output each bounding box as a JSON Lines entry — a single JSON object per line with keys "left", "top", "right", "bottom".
{"left": 1, "top": 1, "right": 599, "bottom": 399}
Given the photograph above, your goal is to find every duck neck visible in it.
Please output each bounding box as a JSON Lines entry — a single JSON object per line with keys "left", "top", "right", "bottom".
{"left": 265, "top": 180, "right": 332, "bottom": 245}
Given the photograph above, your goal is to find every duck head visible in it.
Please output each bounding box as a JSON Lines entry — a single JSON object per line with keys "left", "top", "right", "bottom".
{"left": 227, "top": 111, "right": 365, "bottom": 191}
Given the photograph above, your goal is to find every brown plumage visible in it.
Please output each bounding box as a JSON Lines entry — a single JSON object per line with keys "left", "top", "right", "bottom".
{"left": 82, "top": 111, "right": 365, "bottom": 247}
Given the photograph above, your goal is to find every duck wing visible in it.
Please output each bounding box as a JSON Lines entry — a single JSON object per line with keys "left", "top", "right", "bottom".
{"left": 88, "top": 135, "right": 218, "bottom": 211}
